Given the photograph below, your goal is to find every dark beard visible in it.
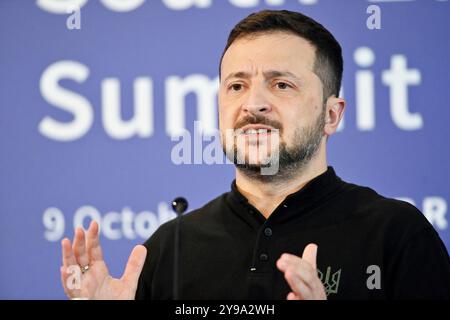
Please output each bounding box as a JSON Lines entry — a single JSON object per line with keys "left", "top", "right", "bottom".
{"left": 224, "top": 109, "right": 326, "bottom": 183}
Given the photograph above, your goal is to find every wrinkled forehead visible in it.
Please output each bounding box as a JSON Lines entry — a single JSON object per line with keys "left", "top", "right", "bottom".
{"left": 220, "top": 32, "right": 317, "bottom": 81}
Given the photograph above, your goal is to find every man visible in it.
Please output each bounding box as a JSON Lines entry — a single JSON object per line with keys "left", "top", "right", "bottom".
{"left": 60, "top": 10, "right": 450, "bottom": 300}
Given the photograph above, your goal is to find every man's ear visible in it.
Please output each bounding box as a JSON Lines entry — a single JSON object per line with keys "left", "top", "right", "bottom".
{"left": 324, "top": 96, "right": 346, "bottom": 136}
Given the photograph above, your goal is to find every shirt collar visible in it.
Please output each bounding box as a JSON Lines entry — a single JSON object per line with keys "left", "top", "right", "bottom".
{"left": 227, "top": 166, "right": 342, "bottom": 225}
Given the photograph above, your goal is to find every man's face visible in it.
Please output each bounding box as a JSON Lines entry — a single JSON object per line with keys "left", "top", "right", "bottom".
{"left": 219, "top": 32, "right": 326, "bottom": 177}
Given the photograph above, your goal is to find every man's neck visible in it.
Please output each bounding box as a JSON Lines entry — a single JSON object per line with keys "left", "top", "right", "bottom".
{"left": 235, "top": 157, "right": 328, "bottom": 219}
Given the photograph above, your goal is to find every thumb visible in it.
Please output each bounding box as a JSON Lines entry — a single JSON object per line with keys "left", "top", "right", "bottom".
{"left": 122, "top": 245, "right": 147, "bottom": 286}
{"left": 302, "top": 243, "right": 318, "bottom": 270}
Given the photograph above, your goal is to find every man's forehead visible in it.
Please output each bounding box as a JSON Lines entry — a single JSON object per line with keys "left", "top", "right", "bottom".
{"left": 221, "top": 32, "right": 316, "bottom": 77}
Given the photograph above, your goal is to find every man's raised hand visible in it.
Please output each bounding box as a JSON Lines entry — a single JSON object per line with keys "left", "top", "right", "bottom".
{"left": 60, "top": 221, "right": 147, "bottom": 300}
{"left": 276, "top": 243, "right": 326, "bottom": 300}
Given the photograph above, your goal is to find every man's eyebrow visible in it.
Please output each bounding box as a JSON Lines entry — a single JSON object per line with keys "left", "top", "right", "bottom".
{"left": 223, "top": 71, "right": 252, "bottom": 83}
{"left": 263, "top": 70, "right": 303, "bottom": 83}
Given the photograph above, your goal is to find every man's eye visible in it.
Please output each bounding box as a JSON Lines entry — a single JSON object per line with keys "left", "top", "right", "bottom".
{"left": 275, "top": 82, "right": 290, "bottom": 90}
{"left": 230, "top": 84, "right": 243, "bottom": 91}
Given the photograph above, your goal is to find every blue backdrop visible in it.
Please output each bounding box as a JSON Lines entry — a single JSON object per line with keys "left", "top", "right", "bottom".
{"left": 0, "top": 0, "right": 449, "bottom": 299}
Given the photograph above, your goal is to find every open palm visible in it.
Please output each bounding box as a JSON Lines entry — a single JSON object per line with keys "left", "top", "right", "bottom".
{"left": 60, "top": 221, "right": 147, "bottom": 300}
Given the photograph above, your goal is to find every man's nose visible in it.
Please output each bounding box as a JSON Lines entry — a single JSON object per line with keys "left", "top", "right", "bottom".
{"left": 242, "top": 86, "right": 272, "bottom": 115}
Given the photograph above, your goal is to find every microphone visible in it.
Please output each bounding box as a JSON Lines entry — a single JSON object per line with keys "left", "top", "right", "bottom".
{"left": 171, "top": 197, "right": 188, "bottom": 300}
{"left": 172, "top": 197, "right": 188, "bottom": 215}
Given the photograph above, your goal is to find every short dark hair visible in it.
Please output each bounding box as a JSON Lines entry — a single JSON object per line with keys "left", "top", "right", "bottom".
{"left": 220, "top": 10, "right": 343, "bottom": 101}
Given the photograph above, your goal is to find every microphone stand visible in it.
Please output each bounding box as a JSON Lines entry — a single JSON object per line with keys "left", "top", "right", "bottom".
{"left": 171, "top": 197, "right": 188, "bottom": 300}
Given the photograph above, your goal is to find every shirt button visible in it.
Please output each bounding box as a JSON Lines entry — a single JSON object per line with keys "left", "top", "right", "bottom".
{"left": 283, "top": 204, "right": 288, "bottom": 208}
{"left": 259, "top": 253, "right": 268, "bottom": 261}
{"left": 264, "top": 228, "right": 273, "bottom": 236}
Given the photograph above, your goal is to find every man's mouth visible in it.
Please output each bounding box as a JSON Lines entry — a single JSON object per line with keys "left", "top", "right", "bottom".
{"left": 238, "top": 125, "right": 275, "bottom": 136}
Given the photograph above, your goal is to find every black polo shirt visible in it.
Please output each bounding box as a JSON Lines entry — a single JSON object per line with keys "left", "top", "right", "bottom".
{"left": 135, "top": 167, "right": 450, "bottom": 299}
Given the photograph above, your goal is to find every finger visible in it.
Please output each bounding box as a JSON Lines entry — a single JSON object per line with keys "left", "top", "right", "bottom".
{"left": 277, "top": 252, "right": 325, "bottom": 300}
{"left": 86, "top": 220, "right": 103, "bottom": 262}
{"left": 73, "top": 227, "right": 89, "bottom": 267}
{"left": 277, "top": 253, "right": 315, "bottom": 275}
{"left": 277, "top": 254, "right": 317, "bottom": 292}
{"left": 287, "top": 292, "right": 300, "bottom": 300}
{"left": 60, "top": 266, "right": 71, "bottom": 297}
{"left": 121, "top": 245, "right": 147, "bottom": 288}
{"left": 302, "top": 243, "right": 318, "bottom": 270}
{"left": 60, "top": 266, "right": 77, "bottom": 298}
{"left": 61, "top": 238, "right": 77, "bottom": 268}
{"left": 283, "top": 269, "right": 313, "bottom": 299}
